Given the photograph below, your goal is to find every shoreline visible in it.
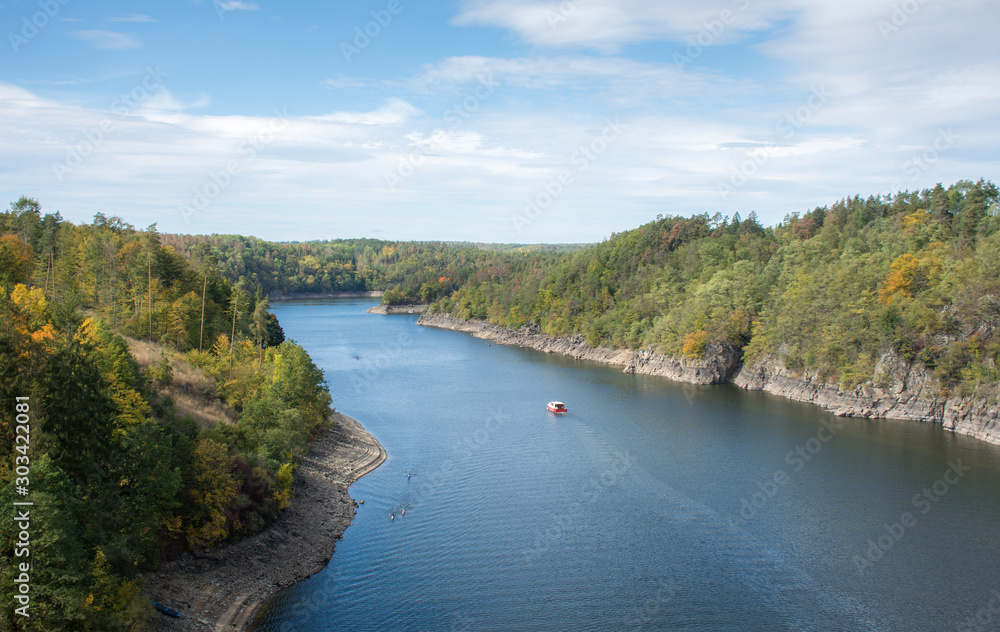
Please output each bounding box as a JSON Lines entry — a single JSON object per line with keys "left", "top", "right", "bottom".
{"left": 366, "top": 303, "right": 429, "bottom": 315}
{"left": 415, "top": 313, "right": 740, "bottom": 385}
{"left": 143, "top": 411, "right": 386, "bottom": 632}
{"left": 416, "top": 313, "right": 1000, "bottom": 446}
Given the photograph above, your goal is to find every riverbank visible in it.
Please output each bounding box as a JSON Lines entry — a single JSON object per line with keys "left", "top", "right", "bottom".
{"left": 366, "top": 303, "right": 429, "bottom": 315}
{"left": 416, "top": 313, "right": 740, "bottom": 384}
{"left": 417, "top": 313, "right": 1000, "bottom": 445}
{"left": 142, "top": 411, "right": 386, "bottom": 632}
{"left": 269, "top": 291, "right": 384, "bottom": 300}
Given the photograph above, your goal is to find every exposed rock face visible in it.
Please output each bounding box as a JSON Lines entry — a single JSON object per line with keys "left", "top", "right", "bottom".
{"left": 622, "top": 341, "right": 742, "bottom": 384}
{"left": 417, "top": 313, "right": 1000, "bottom": 445}
{"left": 735, "top": 352, "right": 1000, "bottom": 444}
{"left": 366, "top": 304, "right": 429, "bottom": 315}
{"left": 416, "top": 314, "right": 741, "bottom": 385}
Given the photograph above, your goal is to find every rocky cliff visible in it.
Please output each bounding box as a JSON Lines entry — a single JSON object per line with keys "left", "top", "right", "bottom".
{"left": 416, "top": 314, "right": 741, "bottom": 385}
{"left": 417, "top": 313, "right": 1000, "bottom": 445}
{"left": 366, "top": 304, "right": 429, "bottom": 315}
{"left": 735, "top": 352, "right": 1000, "bottom": 444}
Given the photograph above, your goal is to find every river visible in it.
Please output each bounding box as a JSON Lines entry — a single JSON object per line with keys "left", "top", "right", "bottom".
{"left": 250, "top": 298, "right": 1000, "bottom": 632}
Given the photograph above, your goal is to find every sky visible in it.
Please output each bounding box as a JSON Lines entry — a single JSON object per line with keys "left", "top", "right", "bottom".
{"left": 1, "top": 0, "right": 998, "bottom": 243}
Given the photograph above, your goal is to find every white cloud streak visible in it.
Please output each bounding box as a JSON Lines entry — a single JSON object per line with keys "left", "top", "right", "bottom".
{"left": 73, "top": 30, "right": 142, "bottom": 50}
{"left": 3, "top": 1, "right": 998, "bottom": 241}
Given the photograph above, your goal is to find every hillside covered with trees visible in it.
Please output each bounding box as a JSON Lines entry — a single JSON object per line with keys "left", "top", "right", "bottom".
{"left": 0, "top": 200, "right": 333, "bottom": 631}
{"left": 428, "top": 179, "right": 1000, "bottom": 399}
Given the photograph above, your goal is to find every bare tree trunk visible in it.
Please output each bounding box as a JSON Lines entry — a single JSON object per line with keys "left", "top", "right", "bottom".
{"left": 148, "top": 253, "right": 153, "bottom": 342}
{"left": 229, "top": 297, "right": 237, "bottom": 380}
{"left": 199, "top": 272, "right": 208, "bottom": 353}
{"left": 44, "top": 253, "right": 50, "bottom": 298}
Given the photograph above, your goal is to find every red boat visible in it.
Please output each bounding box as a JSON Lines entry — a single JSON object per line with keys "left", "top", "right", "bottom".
{"left": 547, "top": 401, "right": 568, "bottom": 413}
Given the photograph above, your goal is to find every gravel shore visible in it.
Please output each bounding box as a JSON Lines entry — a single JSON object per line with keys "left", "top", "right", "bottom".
{"left": 142, "top": 412, "right": 386, "bottom": 632}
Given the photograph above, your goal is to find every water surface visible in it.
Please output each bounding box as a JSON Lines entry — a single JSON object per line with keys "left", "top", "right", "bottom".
{"left": 251, "top": 298, "right": 1000, "bottom": 631}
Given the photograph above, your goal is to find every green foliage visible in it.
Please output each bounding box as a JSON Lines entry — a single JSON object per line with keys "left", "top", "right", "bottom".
{"left": 0, "top": 204, "right": 345, "bottom": 630}
{"left": 428, "top": 180, "right": 999, "bottom": 397}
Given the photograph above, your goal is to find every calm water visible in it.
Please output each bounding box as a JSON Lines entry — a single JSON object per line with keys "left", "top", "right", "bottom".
{"left": 252, "top": 298, "right": 1000, "bottom": 632}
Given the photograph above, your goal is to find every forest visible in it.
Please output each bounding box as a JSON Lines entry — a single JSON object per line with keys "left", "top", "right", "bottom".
{"left": 0, "top": 201, "right": 332, "bottom": 631}
{"left": 1, "top": 178, "right": 998, "bottom": 630}
{"left": 159, "top": 232, "right": 581, "bottom": 306}
{"left": 428, "top": 179, "right": 1000, "bottom": 399}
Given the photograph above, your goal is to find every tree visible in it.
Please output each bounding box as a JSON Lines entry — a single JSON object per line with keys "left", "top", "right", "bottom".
{"left": 228, "top": 278, "right": 247, "bottom": 379}
{"left": 186, "top": 439, "right": 239, "bottom": 549}
{"left": 957, "top": 185, "right": 988, "bottom": 239}
{"left": 265, "top": 313, "right": 285, "bottom": 347}
{"left": 195, "top": 243, "right": 218, "bottom": 353}
{"left": 930, "top": 183, "right": 951, "bottom": 222}
{"left": 34, "top": 340, "right": 116, "bottom": 484}
{"left": 8, "top": 196, "right": 41, "bottom": 250}
{"left": 144, "top": 224, "right": 161, "bottom": 342}
{"left": 251, "top": 294, "right": 270, "bottom": 371}
{"left": 0, "top": 234, "right": 32, "bottom": 288}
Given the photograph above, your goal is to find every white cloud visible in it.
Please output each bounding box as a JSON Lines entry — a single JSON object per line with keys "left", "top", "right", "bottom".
{"left": 324, "top": 76, "right": 386, "bottom": 90}
{"left": 73, "top": 30, "right": 141, "bottom": 50}
{"left": 453, "top": 0, "right": 789, "bottom": 50}
{"left": 105, "top": 14, "right": 157, "bottom": 23}
{"left": 215, "top": 1, "right": 259, "bottom": 12}
{"left": 3, "top": 0, "right": 999, "bottom": 244}
{"left": 309, "top": 99, "right": 422, "bottom": 126}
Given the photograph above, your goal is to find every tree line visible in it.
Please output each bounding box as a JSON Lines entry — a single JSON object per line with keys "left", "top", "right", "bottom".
{"left": 158, "top": 232, "right": 580, "bottom": 306}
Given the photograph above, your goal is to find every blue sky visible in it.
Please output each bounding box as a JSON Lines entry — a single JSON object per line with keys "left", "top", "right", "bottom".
{"left": 1, "top": 0, "right": 998, "bottom": 242}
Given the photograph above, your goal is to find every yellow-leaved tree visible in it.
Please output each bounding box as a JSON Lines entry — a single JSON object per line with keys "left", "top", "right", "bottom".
{"left": 186, "top": 439, "right": 239, "bottom": 549}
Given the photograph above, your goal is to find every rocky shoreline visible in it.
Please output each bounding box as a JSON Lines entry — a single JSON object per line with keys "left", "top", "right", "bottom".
{"left": 142, "top": 412, "right": 386, "bottom": 632}
{"left": 417, "top": 313, "right": 1000, "bottom": 445}
{"left": 366, "top": 303, "right": 429, "bottom": 315}
{"left": 416, "top": 314, "right": 741, "bottom": 384}
{"left": 734, "top": 355, "right": 1000, "bottom": 444}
